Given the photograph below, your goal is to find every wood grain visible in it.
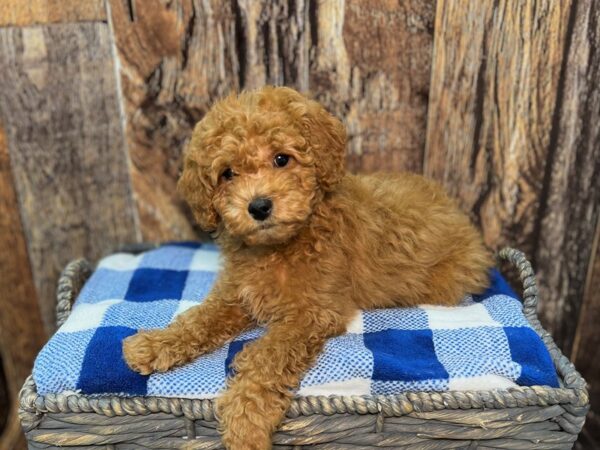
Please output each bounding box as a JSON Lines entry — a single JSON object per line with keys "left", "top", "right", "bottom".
{"left": 0, "top": 123, "right": 45, "bottom": 450}
{"left": 568, "top": 7, "right": 600, "bottom": 442}
{"left": 108, "top": 0, "right": 434, "bottom": 241}
{"left": 0, "top": 363, "right": 6, "bottom": 437}
{"left": 425, "top": 0, "right": 570, "bottom": 249}
{"left": 0, "top": 0, "right": 106, "bottom": 26}
{"left": 324, "top": 0, "right": 434, "bottom": 174}
{"left": 533, "top": 0, "right": 600, "bottom": 354}
{"left": 107, "top": 0, "right": 222, "bottom": 242}
{"left": 0, "top": 23, "right": 140, "bottom": 333}
{"left": 424, "top": 0, "right": 600, "bottom": 354}
{"left": 573, "top": 219, "right": 600, "bottom": 447}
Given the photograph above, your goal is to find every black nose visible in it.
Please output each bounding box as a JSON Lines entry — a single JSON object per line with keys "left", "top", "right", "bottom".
{"left": 248, "top": 197, "right": 272, "bottom": 221}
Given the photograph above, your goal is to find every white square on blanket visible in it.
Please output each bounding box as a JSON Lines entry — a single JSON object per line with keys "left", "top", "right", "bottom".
{"left": 172, "top": 300, "right": 201, "bottom": 320}
{"left": 297, "top": 378, "right": 371, "bottom": 396}
{"left": 59, "top": 299, "right": 121, "bottom": 333}
{"left": 345, "top": 310, "right": 364, "bottom": 334}
{"left": 189, "top": 249, "right": 221, "bottom": 272}
{"left": 422, "top": 302, "right": 501, "bottom": 330}
{"left": 448, "top": 374, "right": 518, "bottom": 391}
{"left": 98, "top": 253, "right": 142, "bottom": 271}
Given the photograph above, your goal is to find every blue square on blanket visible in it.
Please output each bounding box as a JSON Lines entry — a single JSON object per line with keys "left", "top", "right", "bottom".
{"left": 225, "top": 339, "right": 255, "bottom": 376}
{"left": 504, "top": 327, "right": 559, "bottom": 387}
{"left": 364, "top": 329, "right": 449, "bottom": 382}
{"left": 164, "top": 241, "right": 203, "bottom": 249}
{"left": 473, "top": 269, "right": 518, "bottom": 302}
{"left": 101, "top": 299, "right": 178, "bottom": 329}
{"left": 33, "top": 329, "right": 96, "bottom": 395}
{"left": 181, "top": 271, "right": 218, "bottom": 302}
{"left": 76, "top": 268, "right": 134, "bottom": 304}
{"left": 77, "top": 326, "right": 148, "bottom": 395}
{"left": 125, "top": 268, "right": 188, "bottom": 302}
{"left": 483, "top": 297, "right": 530, "bottom": 327}
{"left": 432, "top": 327, "right": 520, "bottom": 379}
{"left": 139, "top": 245, "right": 197, "bottom": 271}
{"left": 363, "top": 307, "right": 428, "bottom": 332}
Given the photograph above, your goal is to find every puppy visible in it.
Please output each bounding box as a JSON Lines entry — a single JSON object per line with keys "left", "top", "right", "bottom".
{"left": 123, "top": 86, "right": 493, "bottom": 449}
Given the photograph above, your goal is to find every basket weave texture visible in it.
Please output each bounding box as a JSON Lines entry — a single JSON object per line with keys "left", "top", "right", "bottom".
{"left": 19, "top": 247, "right": 589, "bottom": 449}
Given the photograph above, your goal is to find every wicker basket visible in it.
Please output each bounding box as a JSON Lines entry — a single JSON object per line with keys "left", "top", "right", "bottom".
{"left": 19, "top": 248, "right": 589, "bottom": 449}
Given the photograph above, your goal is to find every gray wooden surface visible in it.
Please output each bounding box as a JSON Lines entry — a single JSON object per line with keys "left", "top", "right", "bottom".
{"left": 0, "top": 22, "right": 140, "bottom": 334}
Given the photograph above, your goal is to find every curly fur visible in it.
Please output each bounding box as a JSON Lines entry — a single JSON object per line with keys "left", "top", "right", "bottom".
{"left": 123, "top": 86, "right": 493, "bottom": 449}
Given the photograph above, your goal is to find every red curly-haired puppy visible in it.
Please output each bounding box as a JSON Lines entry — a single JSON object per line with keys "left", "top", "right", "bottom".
{"left": 123, "top": 86, "right": 493, "bottom": 449}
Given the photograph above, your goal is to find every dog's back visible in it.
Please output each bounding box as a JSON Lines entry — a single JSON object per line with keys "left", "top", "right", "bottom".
{"left": 323, "top": 172, "right": 493, "bottom": 309}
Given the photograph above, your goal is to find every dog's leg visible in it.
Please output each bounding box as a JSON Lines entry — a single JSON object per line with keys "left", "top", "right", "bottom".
{"left": 216, "top": 313, "right": 345, "bottom": 450}
{"left": 123, "top": 295, "right": 251, "bottom": 375}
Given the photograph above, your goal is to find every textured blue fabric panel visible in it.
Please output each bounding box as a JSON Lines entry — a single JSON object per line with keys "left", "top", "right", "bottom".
{"left": 505, "top": 327, "right": 559, "bottom": 387}
{"left": 365, "top": 329, "right": 449, "bottom": 383}
{"left": 125, "top": 269, "right": 188, "bottom": 302}
{"left": 473, "top": 269, "right": 519, "bottom": 302}
{"left": 77, "top": 326, "right": 148, "bottom": 395}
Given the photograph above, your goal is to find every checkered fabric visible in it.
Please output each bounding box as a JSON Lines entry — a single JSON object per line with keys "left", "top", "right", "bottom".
{"left": 33, "top": 242, "right": 559, "bottom": 398}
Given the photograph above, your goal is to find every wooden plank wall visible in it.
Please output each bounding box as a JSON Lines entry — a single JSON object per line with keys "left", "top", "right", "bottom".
{"left": 426, "top": 1, "right": 600, "bottom": 444}
{"left": 0, "top": 124, "right": 46, "bottom": 450}
{"left": 567, "top": 1, "right": 600, "bottom": 445}
{"left": 425, "top": 0, "right": 600, "bottom": 357}
{"left": 0, "top": 22, "right": 140, "bottom": 334}
{"left": 107, "top": 0, "right": 434, "bottom": 241}
{"left": 0, "top": 3, "right": 140, "bottom": 448}
{"left": 0, "top": 0, "right": 106, "bottom": 26}
{"left": 1, "top": 0, "right": 599, "bottom": 447}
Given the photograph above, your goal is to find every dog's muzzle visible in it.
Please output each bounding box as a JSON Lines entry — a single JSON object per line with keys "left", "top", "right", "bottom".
{"left": 248, "top": 197, "right": 272, "bottom": 221}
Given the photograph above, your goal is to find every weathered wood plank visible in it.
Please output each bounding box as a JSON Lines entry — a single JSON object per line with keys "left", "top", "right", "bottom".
{"left": 425, "top": 0, "right": 570, "bottom": 249}
{"left": 318, "top": 0, "right": 434, "bottom": 174}
{"left": 0, "top": 123, "right": 44, "bottom": 450}
{"left": 573, "top": 219, "right": 600, "bottom": 447}
{"left": 533, "top": 0, "right": 600, "bottom": 353}
{"left": 0, "top": 23, "right": 140, "bottom": 333}
{"left": 107, "top": 0, "right": 204, "bottom": 242}
{"left": 424, "top": 0, "right": 600, "bottom": 354}
{"left": 0, "top": 363, "right": 6, "bottom": 437}
{"left": 569, "top": 6, "right": 600, "bottom": 440}
{"left": 0, "top": 0, "right": 106, "bottom": 26}
{"left": 108, "top": 0, "right": 434, "bottom": 241}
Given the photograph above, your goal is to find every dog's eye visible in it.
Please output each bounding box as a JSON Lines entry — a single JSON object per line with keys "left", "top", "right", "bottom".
{"left": 221, "top": 168, "right": 234, "bottom": 181}
{"left": 273, "top": 154, "right": 290, "bottom": 168}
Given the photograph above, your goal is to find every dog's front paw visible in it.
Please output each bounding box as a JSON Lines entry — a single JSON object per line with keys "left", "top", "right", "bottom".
{"left": 216, "top": 383, "right": 280, "bottom": 450}
{"left": 122, "top": 330, "right": 182, "bottom": 375}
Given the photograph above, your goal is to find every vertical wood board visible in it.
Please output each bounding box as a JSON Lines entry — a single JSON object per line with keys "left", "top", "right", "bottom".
{"left": 0, "top": 0, "right": 106, "bottom": 27}
{"left": 533, "top": 0, "right": 600, "bottom": 352}
{"left": 424, "top": 0, "right": 600, "bottom": 354}
{"left": 0, "top": 123, "right": 42, "bottom": 450}
{"left": 0, "top": 22, "right": 140, "bottom": 333}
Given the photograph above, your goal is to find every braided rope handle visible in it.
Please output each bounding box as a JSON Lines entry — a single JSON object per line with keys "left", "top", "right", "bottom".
{"left": 497, "top": 247, "right": 539, "bottom": 319}
{"left": 56, "top": 259, "right": 92, "bottom": 328}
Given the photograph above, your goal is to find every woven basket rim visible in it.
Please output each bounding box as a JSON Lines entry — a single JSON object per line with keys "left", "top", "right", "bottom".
{"left": 19, "top": 246, "right": 589, "bottom": 425}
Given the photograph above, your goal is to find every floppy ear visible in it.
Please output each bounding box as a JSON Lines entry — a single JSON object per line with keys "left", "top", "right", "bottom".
{"left": 177, "top": 130, "right": 219, "bottom": 232}
{"left": 285, "top": 92, "right": 346, "bottom": 191}
{"left": 300, "top": 102, "right": 347, "bottom": 190}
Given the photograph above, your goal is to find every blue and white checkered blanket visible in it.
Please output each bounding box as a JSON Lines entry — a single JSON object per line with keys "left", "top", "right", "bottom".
{"left": 33, "top": 242, "right": 559, "bottom": 398}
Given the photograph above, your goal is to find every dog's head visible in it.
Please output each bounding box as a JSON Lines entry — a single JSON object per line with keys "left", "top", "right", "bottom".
{"left": 178, "top": 86, "right": 346, "bottom": 246}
